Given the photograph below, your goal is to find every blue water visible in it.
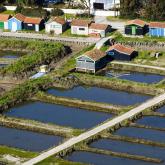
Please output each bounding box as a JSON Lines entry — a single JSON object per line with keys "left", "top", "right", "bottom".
{"left": 137, "top": 116, "right": 165, "bottom": 128}
{"left": 47, "top": 86, "right": 151, "bottom": 106}
{"left": 0, "top": 50, "right": 25, "bottom": 59}
{"left": 157, "top": 106, "right": 165, "bottom": 114}
{"left": 91, "top": 139, "right": 165, "bottom": 160}
{"left": 115, "top": 127, "right": 165, "bottom": 143}
{"left": 6, "top": 101, "right": 113, "bottom": 129}
{"left": 104, "top": 70, "right": 164, "bottom": 84}
{"left": 66, "top": 151, "right": 160, "bottom": 165}
{"left": 0, "top": 126, "right": 62, "bottom": 152}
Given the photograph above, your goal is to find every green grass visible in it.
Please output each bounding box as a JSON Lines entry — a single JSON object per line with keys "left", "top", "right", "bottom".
{"left": 37, "top": 157, "right": 87, "bottom": 165}
{"left": 0, "top": 145, "right": 37, "bottom": 158}
{"left": 114, "top": 31, "right": 165, "bottom": 43}
{"left": 1, "top": 10, "right": 15, "bottom": 15}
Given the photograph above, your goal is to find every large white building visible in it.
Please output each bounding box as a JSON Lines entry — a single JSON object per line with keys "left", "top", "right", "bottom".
{"left": 90, "top": 0, "right": 120, "bottom": 10}
{"left": 75, "top": 0, "right": 120, "bottom": 10}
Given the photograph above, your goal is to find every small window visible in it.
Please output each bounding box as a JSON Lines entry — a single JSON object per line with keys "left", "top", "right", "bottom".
{"left": 86, "top": 60, "right": 94, "bottom": 63}
{"left": 78, "top": 59, "right": 84, "bottom": 62}
{"left": 108, "top": 52, "right": 114, "bottom": 56}
{"left": 79, "top": 28, "right": 85, "bottom": 31}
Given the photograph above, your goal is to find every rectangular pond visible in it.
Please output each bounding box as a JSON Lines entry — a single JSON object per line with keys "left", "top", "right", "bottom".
{"left": 65, "top": 151, "right": 159, "bottom": 165}
{"left": 0, "top": 126, "right": 62, "bottom": 152}
{"left": 47, "top": 86, "right": 151, "bottom": 106}
{"left": 0, "top": 50, "right": 25, "bottom": 59}
{"left": 101, "top": 70, "right": 165, "bottom": 84}
{"left": 137, "top": 116, "right": 165, "bottom": 128}
{"left": 5, "top": 101, "right": 113, "bottom": 129}
{"left": 90, "top": 139, "right": 165, "bottom": 160}
{"left": 157, "top": 106, "right": 165, "bottom": 114}
{"left": 115, "top": 127, "right": 165, "bottom": 143}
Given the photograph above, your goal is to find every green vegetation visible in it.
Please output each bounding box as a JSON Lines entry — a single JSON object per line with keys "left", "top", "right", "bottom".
{"left": 120, "top": 0, "right": 165, "bottom": 21}
{"left": 0, "top": 145, "right": 37, "bottom": 158}
{"left": 0, "top": 38, "right": 65, "bottom": 77}
{"left": 114, "top": 31, "right": 165, "bottom": 43}
{"left": 74, "top": 73, "right": 164, "bottom": 96}
{"left": 0, "top": 76, "right": 53, "bottom": 111}
{"left": 36, "top": 157, "right": 87, "bottom": 165}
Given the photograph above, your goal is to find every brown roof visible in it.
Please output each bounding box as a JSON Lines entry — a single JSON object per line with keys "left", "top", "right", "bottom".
{"left": 89, "top": 23, "right": 109, "bottom": 30}
{"left": 126, "top": 19, "right": 146, "bottom": 27}
{"left": 52, "top": 17, "right": 66, "bottom": 25}
{"left": 84, "top": 49, "right": 106, "bottom": 61}
{"left": 71, "top": 19, "right": 92, "bottom": 27}
{"left": 15, "top": 13, "right": 26, "bottom": 22}
{"left": 107, "top": 44, "right": 134, "bottom": 55}
{"left": 149, "top": 22, "right": 165, "bottom": 28}
{"left": 0, "top": 14, "right": 11, "bottom": 22}
{"left": 24, "top": 17, "right": 42, "bottom": 24}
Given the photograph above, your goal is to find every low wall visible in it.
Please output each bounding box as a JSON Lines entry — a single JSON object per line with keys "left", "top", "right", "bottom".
{"left": 4, "top": 5, "right": 120, "bottom": 16}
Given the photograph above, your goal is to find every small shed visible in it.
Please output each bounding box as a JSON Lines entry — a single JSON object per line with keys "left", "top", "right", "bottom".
{"left": 23, "top": 17, "right": 45, "bottom": 32}
{"left": 71, "top": 19, "right": 93, "bottom": 36}
{"left": 0, "top": 14, "right": 11, "bottom": 30}
{"left": 106, "top": 44, "right": 137, "bottom": 61}
{"left": 149, "top": 22, "right": 165, "bottom": 37}
{"left": 89, "top": 23, "right": 111, "bottom": 37}
{"left": 76, "top": 49, "right": 107, "bottom": 73}
{"left": 125, "top": 19, "right": 148, "bottom": 35}
{"left": 45, "top": 17, "right": 67, "bottom": 34}
{"left": 8, "top": 13, "right": 26, "bottom": 32}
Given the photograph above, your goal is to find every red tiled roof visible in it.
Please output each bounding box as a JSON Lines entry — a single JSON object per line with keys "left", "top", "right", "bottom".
{"left": 149, "top": 22, "right": 165, "bottom": 28}
{"left": 71, "top": 19, "right": 92, "bottom": 27}
{"left": 107, "top": 44, "right": 134, "bottom": 55}
{"left": 89, "top": 23, "right": 109, "bottom": 30}
{"left": 24, "top": 17, "right": 42, "bottom": 24}
{"left": 15, "top": 13, "right": 26, "bottom": 22}
{"left": 84, "top": 49, "right": 106, "bottom": 61}
{"left": 52, "top": 17, "right": 66, "bottom": 25}
{"left": 126, "top": 19, "right": 146, "bottom": 27}
{"left": 0, "top": 14, "right": 11, "bottom": 22}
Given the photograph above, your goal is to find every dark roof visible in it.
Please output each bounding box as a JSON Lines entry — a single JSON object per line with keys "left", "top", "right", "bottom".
{"left": 0, "top": 14, "right": 11, "bottom": 22}
{"left": 71, "top": 19, "right": 92, "bottom": 27}
{"left": 149, "top": 22, "right": 165, "bottom": 28}
{"left": 126, "top": 19, "right": 146, "bottom": 27}
{"left": 14, "top": 13, "right": 26, "bottom": 22}
{"left": 89, "top": 23, "right": 109, "bottom": 30}
{"left": 83, "top": 49, "right": 106, "bottom": 61}
{"left": 107, "top": 44, "right": 135, "bottom": 55}
{"left": 24, "top": 17, "right": 43, "bottom": 24}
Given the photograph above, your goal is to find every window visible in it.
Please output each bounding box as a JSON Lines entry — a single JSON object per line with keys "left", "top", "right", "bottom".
{"left": 86, "top": 60, "right": 94, "bottom": 63}
{"left": 108, "top": 52, "right": 114, "bottom": 56}
{"left": 79, "top": 28, "right": 85, "bottom": 31}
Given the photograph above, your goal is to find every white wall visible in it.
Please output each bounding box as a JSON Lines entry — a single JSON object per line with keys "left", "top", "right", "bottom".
{"left": 71, "top": 26, "right": 89, "bottom": 35}
{"left": 46, "top": 22, "right": 63, "bottom": 34}
{"left": 4, "top": 6, "right": 120, "bottom": 16}
{"left": 4, "top": 22, "right": 8, "bottom": 30}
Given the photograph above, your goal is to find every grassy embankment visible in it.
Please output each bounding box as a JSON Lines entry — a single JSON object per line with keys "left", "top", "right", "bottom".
{"left": 0, "top": 146, "right": 86, "bottom": 165}
{"left": 0, "top": 38, "right": 66, "bottom": 78}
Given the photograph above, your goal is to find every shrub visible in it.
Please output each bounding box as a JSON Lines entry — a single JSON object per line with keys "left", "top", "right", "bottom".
{"left": 0, "top": 6, "right": 6, "bottom": 13}
{"left": 51, "top": 8, "right": 64, "bottom": 16}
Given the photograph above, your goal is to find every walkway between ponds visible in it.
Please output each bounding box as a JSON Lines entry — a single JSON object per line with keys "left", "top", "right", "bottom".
{"left": 111, "top": 61, "right": 165, "bottom": 72}
{"left": 22, "top": 92, "right": 165, "bottom": 165}
{"left": 0, "top": 32, "right": 99, "bottom": 45}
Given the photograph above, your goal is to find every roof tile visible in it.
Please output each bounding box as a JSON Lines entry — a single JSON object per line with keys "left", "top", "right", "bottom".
{"left": 89, "top": 23, "right": 109, "bottom": 30}
{"left": 107, "top": 44, "right": 135, "bottom": 55}
{"left": 24, "top": 17, "right": 43, "bottom": 24}
{"left": 84, "top": 49, "right": 106, "bottom": 61}
{"left": 126, "top": 19, "right": 146, "bottom": 27}
{"left": 0, "top": 14, "right": 11, "bottom": 22}
{"left": 71, "top": 19, "right": 93, "bottom": 27}
{"left": 149, "top": 22, "right": 165, "bottom": 28}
